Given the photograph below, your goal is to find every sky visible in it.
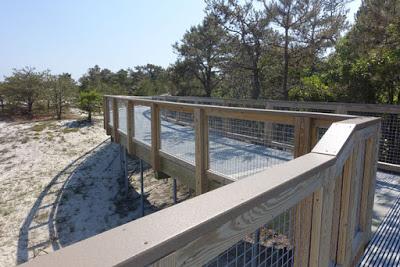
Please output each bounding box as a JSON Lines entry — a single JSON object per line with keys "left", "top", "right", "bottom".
{"left": 0, "top": 0, "right": 361, "bottom": 81}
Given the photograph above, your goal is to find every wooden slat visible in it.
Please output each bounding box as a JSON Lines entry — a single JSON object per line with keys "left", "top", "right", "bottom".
{"left": 112, "top": 98, "right": 119, "bottom": 143}
{"left": 293, "top": 116, "right": 314, "bottom": 267}
{"left": 294, "top": 117, "right": 312, "bottom": 157}
{"left": 330, "top": 173, "right": 343, "bottom": 263}
{"left": 361, "top": 134, "right": 379, "bottom": 238}
{"left": 151, "top": 103, "right": 160, "bottom": 171}
{"left": 194, "top": 108, "right": 208, "bottom": 195}
{"left": 126, "top": 100, "right": 134, "bottom": 154}
{"left": 336, "top": 147, "right": 356, "bottom": 265}
{"left": 103, "top": 97, "right": 107, "bottom": 129}
{"left": 294, "top": 194, "right": 313, "bottom": 267}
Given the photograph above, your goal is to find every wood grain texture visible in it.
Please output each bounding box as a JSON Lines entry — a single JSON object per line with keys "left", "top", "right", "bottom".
{"left": 112, "top": 98, "right": 119, "bottom": 143}
{"left": 336, "top": 147, "right": 356, "bottom": 266}
{"left": 126, "top": 100, "right": 134, "bottom": 154}
{"left": 151, "top": 103, "right": 160, "bottom": 171}
{"left": 293, "top": 194, "right": 313, "bottom": 267}
{"left": 194, "top": 108, "right": 208, "bottom": 195}
{"left": 330, "top": 173, "right": 343, "bottom": 263}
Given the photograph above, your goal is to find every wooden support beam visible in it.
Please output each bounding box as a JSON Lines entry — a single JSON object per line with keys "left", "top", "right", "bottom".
{"left": 151, "top": 103, "right": 160, "bottom": 171}
{"left": 360, "top": 134, "right": 379, "bottom": 239}
{"left": 264, "top": 103, "right": 274, "bottom": 144}
{"left": 336, "top": 147, "right": 357, "bottom": 266}
{"left": 126, "top": 100, "right": 135, "bottom": 155}
{"left": 329, "top": 173, "right": 343, "bottom": 263}
{"left": 294, "top": 117, "right": 316, "bottom": 266}
{"left": 103, "top": 97, "right": 108, "bottom": 130}
{"left": 294, "top": 194, "right": 313, "bottom": 267}
{"left": 294, "top": 117, "right": 312, "bottom": 157}
{"left": 194, "top": 108, "right": 208, "bottom": 195}
{"left": 112, "top": 98, "right": 119, "bottom": 143}
{"left": 310, "top": 174, "right": 336, "bottom": 266}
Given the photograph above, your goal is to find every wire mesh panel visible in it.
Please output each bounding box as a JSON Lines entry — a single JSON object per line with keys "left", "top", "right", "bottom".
{"left": 118, "top": 100, "right": 127, "bottom": 134}
{"left": 204, "top": 207, "right": 295, "bottom": 267}
{"left": 159, "top": 109, "right": 195, "bottom": 163}
{"left": 134, "top": 105, "right": 151, "bottom": 145}
{"left": 108, "top": 99, "right": 113, "bottom": 127}
{"left": 208, "top": 117, "right": 294, "bottom": 179}
{"left": 349, "top": 111, "right": 400, "bottom": 166}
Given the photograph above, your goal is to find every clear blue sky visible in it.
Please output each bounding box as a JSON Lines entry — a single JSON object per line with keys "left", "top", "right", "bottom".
{"left": 0, "top": 0, "right": 361, "bottom": 81}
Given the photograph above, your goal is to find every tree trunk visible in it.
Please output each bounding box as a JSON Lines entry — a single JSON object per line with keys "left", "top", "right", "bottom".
{"left": 88, "top": 109, "right": 92, "bottom": 122}
{"left": 205, "top": 68, "right": 212, "bottom": 97}
{"left": 57, "top": 98, "right": 62, "bottom": 120}
{"left": 251, "top": 68, "right": 261, "bottom": 99}
{"left": 27, "top": 99, "right": 34, "bottom": 118}
{"left": 282, "top": 27, "right": 290, "bottom": 100}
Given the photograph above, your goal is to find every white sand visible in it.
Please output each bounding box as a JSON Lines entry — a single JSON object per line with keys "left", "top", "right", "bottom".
{"left": 0, "top": 114, "right": 190, "bottom": 266}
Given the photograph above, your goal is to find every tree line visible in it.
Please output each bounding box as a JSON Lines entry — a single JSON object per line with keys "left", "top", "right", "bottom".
{"left": 0, "top": 0, "right": 399, "bottom": 120}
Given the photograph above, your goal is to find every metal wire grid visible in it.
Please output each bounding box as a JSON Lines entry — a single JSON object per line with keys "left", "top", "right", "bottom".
{"left": 317, "top": 127, "right": 328, "bottom": 141}
{"left": 204, "top": 207, "right": 295, "bottom": 267}
{"left": 134, "top": 105, "right": 152, "bottom": 145}
{"left": 117, "top": 100, "right": 127, "bottom": 134}
{"left": 348, "top": 111, "right": 400, "bottom": 166}
{"left": 108, "top": 99, "right": 113, "bottom": 127}
{"left": 208, "top": 116, "right": 294, "bottom": 179}
{"left": 159, "top": 109, "right": 196, "bottom": 164}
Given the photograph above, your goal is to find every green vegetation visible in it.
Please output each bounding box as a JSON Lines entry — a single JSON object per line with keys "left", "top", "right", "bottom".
{"left": 0, "top": 0, "right": 399, "bottom": 116}
{"left": 30, "top": 123, "right": 48, "bottom": 132}
{"left": 78, "top": 90, "right": 102, "bottom": 122}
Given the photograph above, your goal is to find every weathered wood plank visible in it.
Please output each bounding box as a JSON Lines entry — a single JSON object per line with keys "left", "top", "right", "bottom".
{"left": 294, "top": 194, "right": 313, "bottom": 267}
{"left": 194, "top": 108, "right": 208, "bottom": 195}
{"left": 151, "top": 103, "right": 160, "bottom": 171}
{"left": 330, "top": 173, "right": 343, "bottom": 263}
{"left": 126, "top": 100, "right": 134, "bottom": 154}
{"left": 112, "top": 98, "right": 119, "bottom": 143}
{"left": 361, "top": 134, "right": 379, "bottom": 239}
{"left": 336, "top": 147, "right": 356, "bottom": 265}
{"left": 294, "top": 117, "right": 312, "bottom": 157}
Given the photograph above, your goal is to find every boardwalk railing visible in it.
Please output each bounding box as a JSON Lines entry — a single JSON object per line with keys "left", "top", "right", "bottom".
{"left": 152, "top": 96, "right": 400, "bottom": 173}
{"left": 23, "top": 96, "right": 380, "bottom": 267}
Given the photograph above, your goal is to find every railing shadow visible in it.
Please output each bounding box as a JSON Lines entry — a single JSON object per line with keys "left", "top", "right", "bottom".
{"left": 16, "top": 140, "right": 154, "bottom": 264}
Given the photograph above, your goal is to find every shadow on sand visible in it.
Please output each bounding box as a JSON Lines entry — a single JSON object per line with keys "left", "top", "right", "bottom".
{"left": 16, "top": 139, "right": 154, "bottom": 264}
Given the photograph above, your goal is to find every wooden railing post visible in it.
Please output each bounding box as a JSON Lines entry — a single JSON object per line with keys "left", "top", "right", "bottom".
{"left": 336, "top": 147, "right": 357, "bottom": 266}
{"left": 360, "top": 134, "right": 379, "bottom": 239}
{"left": 293, "top": 116, "right": 313, "bottom": 267}
{"left": 127, "top": 100, "right": 135, "bottom": 155}
{"left": 264, "top": 102, "right": 274, "bottom": 144}
{"left": 104, "top": 97, "right": 111, "bottom": 135}
{"left": 112, "top": 98, "right": 120, "bottom": 143}
{"left": 194, "top": 108, "right": 208, "bottom": 195}
{"left": 103, "top": 97, "right": 108, "bottom": 129}
{"left": 151, "top": 103, "right": 160, "bottom": 171}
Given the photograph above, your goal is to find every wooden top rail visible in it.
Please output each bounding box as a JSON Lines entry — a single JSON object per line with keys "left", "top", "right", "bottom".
{"left": 152, "top": 95, "right": 400, "bottom": 114}
{"left": 105, "top": 95, "right": 355, "bottom": 125}
{"left": 22, "top": 114, "right": 380, "bottom": 267}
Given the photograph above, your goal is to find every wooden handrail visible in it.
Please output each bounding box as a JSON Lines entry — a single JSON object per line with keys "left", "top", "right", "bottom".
{"left": 151, "top": 95, "right": 400, "bottom": 114}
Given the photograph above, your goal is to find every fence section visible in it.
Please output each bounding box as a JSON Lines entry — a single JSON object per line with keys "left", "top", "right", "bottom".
{"left": 153, "top": 96, "right": 400, "bottom": 173}
{"left": 24, "top": 102, "right": 380, "bottom": 267}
